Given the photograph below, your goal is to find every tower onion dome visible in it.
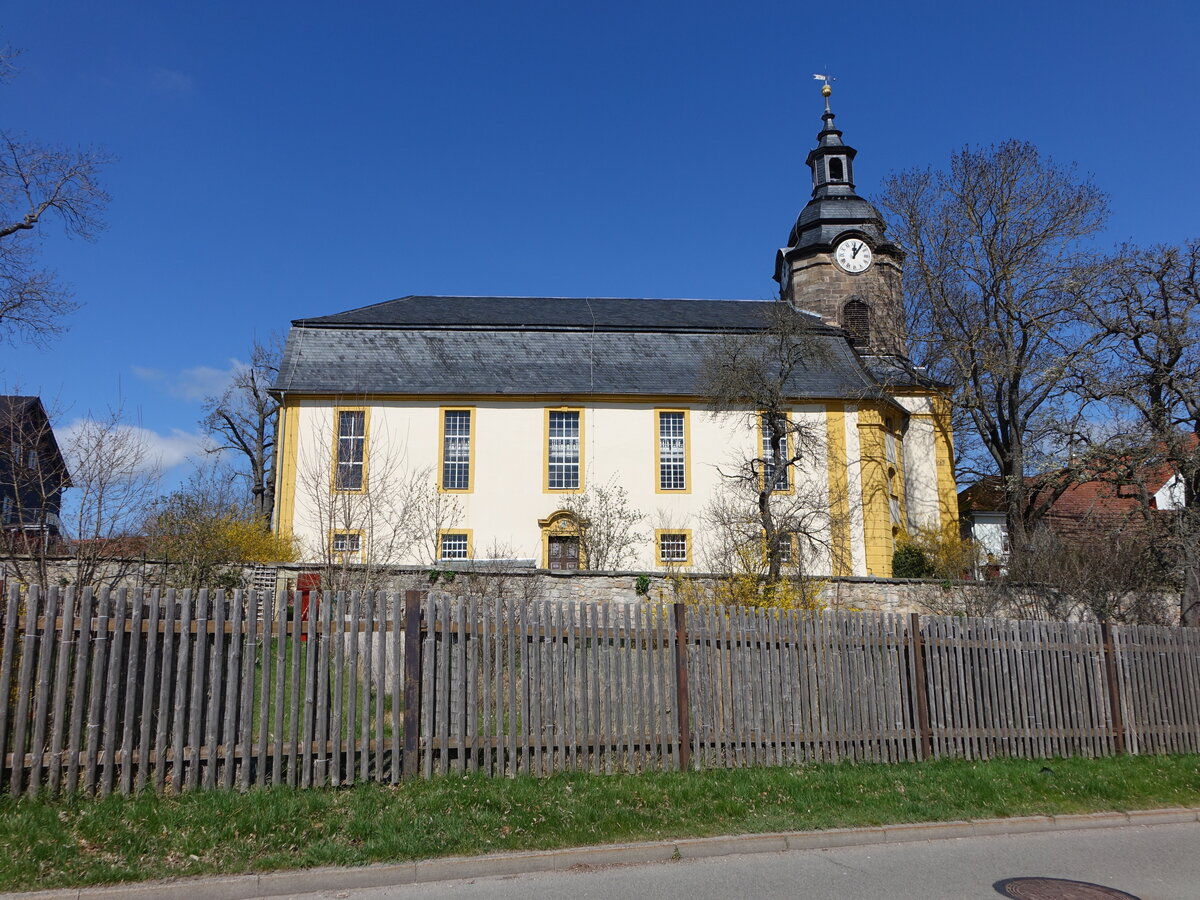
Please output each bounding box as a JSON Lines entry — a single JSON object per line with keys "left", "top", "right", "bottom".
{"left": 784, "top": 97, "right": 889, "bottom": 252}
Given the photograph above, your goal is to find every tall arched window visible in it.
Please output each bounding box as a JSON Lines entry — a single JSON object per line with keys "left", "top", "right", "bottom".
{"left": 828, "top": 157, "right": 845, "bottom": 181}
{"left": 843, "top": 299, "right": 871, "bottom": 348}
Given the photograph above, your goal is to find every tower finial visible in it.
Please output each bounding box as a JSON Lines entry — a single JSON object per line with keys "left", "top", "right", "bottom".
{"left": 812, "top": 72, "right": 835, "bottom": 112}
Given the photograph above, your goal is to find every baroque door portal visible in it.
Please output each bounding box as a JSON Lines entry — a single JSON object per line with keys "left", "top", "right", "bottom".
{"left": 547, "top": 535, "right": 580, "bottom": 570}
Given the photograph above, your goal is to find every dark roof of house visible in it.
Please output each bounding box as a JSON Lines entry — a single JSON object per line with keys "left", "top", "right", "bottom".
{"left": 0, "top": 395, "right": 71, "bottom": 487}
{"left": 275, "top": 296, "right": 892, "bottom": 400}
{"left": 0, "top": 395, "right": 40, "bottom": 421}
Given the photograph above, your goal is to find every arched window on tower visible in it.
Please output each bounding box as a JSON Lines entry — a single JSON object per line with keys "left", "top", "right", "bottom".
{"left": 843, "top": 299, "right": 871, "bottom": 348}
{"left": 828, "top": 157, "right": 845, "bottom": 181}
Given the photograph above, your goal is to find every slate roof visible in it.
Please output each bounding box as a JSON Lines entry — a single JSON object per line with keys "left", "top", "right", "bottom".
{"left": 295, "top": 295, "right": 818, "bottom": 333}
{"left": 275, "top": 295, "right": 891, "bottom": 400}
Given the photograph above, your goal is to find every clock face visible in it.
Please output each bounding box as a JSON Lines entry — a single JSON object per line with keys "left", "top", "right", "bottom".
{"left": 834, "top": 238, "right": 873, "bottom": 273}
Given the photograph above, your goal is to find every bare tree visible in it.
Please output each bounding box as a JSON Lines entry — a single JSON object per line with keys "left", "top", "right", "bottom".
{"left": 698, "top": 302, "right": 835, "bottom": 585}
{"left": 62, "top": 407, "right": 161, "bottom": 589}
{"left": 558, "top": 475, "right": 646, "bottom": 571}
{"left": 0, "top": 130, "right": 111, "bottom": 344}
{"left": 294, "top": 410, "right": 456, "bottom": 593}
{"left": 879, "top": 140, "right": 1109, "bottom": 549}
{"left": 202, "top": 337, "right": 281, "bottom": 525}
{"left": 0, "top": 399, "right": 160, "bottom": 590}
{"left": 1076, "top": 240, "right": 1200, "bottom": 623}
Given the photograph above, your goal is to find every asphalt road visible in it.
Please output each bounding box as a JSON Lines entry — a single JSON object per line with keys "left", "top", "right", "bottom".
{"left": 276, "top": 822, "right": 1199, "bottom": 900}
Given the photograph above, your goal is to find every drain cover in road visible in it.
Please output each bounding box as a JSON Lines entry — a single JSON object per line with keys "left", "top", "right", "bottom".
{"left": 993, "top": 877, "right": 1140, "bottom": 899}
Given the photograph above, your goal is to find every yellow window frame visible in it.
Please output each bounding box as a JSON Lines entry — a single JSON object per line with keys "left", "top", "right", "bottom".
{"left": 331, "top": 406, "right": 369, "bottom": 494}
{"left": 655, "top": 528, "right": 693, "bottom": 567}
{"left": 543, "top": 407, "right": 585, "bottom": 494}
{"left": 757, "top": 409, "right": 796, "bottom": 495}
{"left": 437, "top": 406, "right": 476, "bottom": 493}
{"left": 653, "top": 408, "right": 691, "bottom": 494}
{"left": 328, "top": 528, "right": 364, "bottom": 562}
{"left": 437, "top": 528, "right": 474, "bottom": 561}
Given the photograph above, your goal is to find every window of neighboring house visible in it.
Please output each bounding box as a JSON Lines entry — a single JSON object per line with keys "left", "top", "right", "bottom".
{"left": 331, "top": 531, "right": 362, "bottom": 560}
{"left": 439, "top": 532, "right": 470, "bottom": 561}
{"left": 26, "top": 449, "right": 38, "bottom": 469}
{"left": 335, "top": 410, "right": 366, "bottom": 491}
{"left": 547, "top": 410, "right": 581, "bottom": 491}
{"left": 761, "top": 415, "right": 791, "bottom": 492}
{"left": 440, "top": 408, "right": 473, "bottom": 491}
{"left": 1, "top": 495, "right": 12, "bottom": 525}
{"left": 656, "top": 410, "right": 688, "bottom": 492}
{"left": 657, "top": 531, "right": 691, "bottom": 565}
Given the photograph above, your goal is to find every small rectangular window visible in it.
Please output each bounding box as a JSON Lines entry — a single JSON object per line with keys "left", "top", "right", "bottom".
{"left": 776, "top": 532, "right": 796, "bottom": 565}
{"left": 657, "top": 410, "right": 687, "bottom": 491}
{"left": 761, "top": 415, "right": 791, "bottom": 492}
{"left": 331, "top": 531, "right": 361, "bottom": 560}
{"left": 441, "top": 409, "right": 472, "bottom": 491}
{"left": 335, "top": 410, "right": 366, "bottom": 491}
{"left": 547, "top": 410, "right": 581, "bottom": 491}
{"left": 439, "top": 532, "right": 470, "bottom": 561}
{"left": 657, "top": 531, "right": 690, "bottom": 564}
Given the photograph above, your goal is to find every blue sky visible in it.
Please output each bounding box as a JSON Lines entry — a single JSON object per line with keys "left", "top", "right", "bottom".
{"left": 3, "top": 0, "right": 1199, "bottom": 483}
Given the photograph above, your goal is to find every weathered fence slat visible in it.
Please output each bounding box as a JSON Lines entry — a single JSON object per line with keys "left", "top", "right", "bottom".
{"left": 47, "top": 587, "right": 78, "bottom": 794}
{"left": 236, "top": 590, "right": 257, "bottom": 791}
{"left": 136, "top": 589, "right": 161, "bottom": 794}
{"left": 389, "top": 591, "right": 402, "bottom": 783}
{"left": 28, "top": 587, "right": 60, "bottom": 794}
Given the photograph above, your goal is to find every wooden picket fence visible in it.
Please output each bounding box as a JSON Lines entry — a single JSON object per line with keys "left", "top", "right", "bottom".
{"left": 2, "top": 585, "right": 1199, "bottom": 796}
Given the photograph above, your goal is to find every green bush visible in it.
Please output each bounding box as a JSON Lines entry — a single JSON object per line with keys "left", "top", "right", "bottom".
{"left": 893, "top": 543, "right": 935, "bottom": 578}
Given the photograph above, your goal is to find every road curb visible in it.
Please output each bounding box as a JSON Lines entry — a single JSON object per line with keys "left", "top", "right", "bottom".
{"left": 8, "top": 807, "right": 1199, "bottom": 899}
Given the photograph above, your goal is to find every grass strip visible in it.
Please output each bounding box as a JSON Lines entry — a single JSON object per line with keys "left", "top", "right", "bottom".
{"left": 1, "top": 753, "right": 1197, "bottom": 892}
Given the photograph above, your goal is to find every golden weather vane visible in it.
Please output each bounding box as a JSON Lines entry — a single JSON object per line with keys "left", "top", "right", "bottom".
{"left": 812, "top": 72, "right": 835, "bottom": 110}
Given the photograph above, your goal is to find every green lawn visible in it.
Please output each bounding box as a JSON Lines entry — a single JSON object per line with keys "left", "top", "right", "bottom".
{"left": 1, "top": 754, "right": 1197, "bottom": 892}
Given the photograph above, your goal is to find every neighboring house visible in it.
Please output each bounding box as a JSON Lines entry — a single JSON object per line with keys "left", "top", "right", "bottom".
{"left": 0, "top": 396, "right": 70, "bottom": 549}
{"left": 270, "top": 92, "right": 959, "bottom": 576}
{"left": 959, "top": 449, "right": 1190, "bottom": 572}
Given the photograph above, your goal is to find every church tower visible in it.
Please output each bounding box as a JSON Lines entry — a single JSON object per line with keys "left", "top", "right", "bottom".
{"left": 774, "top": 82, "right": 906, "bottom": 357}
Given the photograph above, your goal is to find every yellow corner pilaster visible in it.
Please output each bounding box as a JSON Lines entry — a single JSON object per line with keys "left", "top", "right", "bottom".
{"left": 824, "top": 403, "right": 852, "bottom": 577}
{"left": 856, "top": 405, "right": 894, "bottom": 577}
{"left": 932, "top": 393, "right": 960, "bottom": 532}
{"left": 275, "top": 398, "right": 301, "bottom": 539}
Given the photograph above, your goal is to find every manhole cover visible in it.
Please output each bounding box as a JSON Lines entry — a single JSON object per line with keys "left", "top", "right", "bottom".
{"left": 994, "top": 877, "right": 1140, "bottom": 899}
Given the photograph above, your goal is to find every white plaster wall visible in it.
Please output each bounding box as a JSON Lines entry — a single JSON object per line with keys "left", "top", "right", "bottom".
{"left": 901, "top": 415, "right": 940, "bottom": 532}
{"left": 287, "top": 399, "right": 835, "bottom": 573}
{"left": 1156, "top": 473, "right": 1185, "bottom": 511}
{"left": 969, "top": 512, "right": 1008, "bottom": 560}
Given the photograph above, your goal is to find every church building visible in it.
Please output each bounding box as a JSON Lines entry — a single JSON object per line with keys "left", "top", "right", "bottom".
{"left": 270, "top": 88, "right": 958, "bottom": 577}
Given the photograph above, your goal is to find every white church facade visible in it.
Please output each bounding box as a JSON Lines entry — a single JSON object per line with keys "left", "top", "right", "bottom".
{"left": 270, "top": 92, "right": 958, "bottom": 578}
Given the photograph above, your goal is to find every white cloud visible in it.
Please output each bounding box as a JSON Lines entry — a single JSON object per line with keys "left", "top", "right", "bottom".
{"left": 130, "top": 365, "right": 164, "bottom": 383}
{"left": 59, "top": 418, "right": 214, "bottom": 475}
{"left": 151, "top": 68, "right": 194, "bottom": 94}
{"left": 131, "top": 359, "right": 246, "bottom": 402}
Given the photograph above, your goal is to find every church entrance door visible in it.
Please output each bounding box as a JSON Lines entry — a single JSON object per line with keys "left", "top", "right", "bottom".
{"left": 548, "top": 535, "right": 580, "bottom": 570}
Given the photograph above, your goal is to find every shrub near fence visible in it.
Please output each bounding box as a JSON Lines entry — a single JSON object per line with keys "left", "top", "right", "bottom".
{"left": 1, "top": 585, "right": 1199, "bottom": 796}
